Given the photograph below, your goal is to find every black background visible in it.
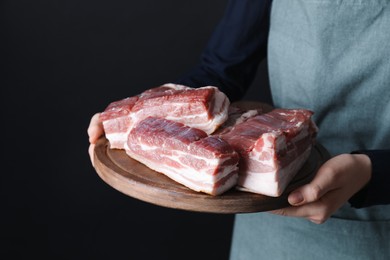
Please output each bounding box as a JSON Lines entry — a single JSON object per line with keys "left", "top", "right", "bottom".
{"left": 2, "top": 1, "right": 271, "bottom": 259}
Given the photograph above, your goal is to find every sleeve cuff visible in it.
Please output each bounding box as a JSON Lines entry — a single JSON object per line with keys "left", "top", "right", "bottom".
{"left": 349, "top": 150, "right": 390, "bottom": 208}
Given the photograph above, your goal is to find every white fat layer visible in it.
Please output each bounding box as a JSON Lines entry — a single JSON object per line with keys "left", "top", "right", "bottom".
{"left": 165, "top": 111, "right": 208, "bottom": 120}
{"left": 126, "top": 149, "right": 238, "bottom": 195}
{"left": 162, "top": 83, "right": 190, "bottom": 90}
{"left": 236, "top": 182, "right": 279, "bottom": 197}
{"left": 238, "top": 147, "right": 312, "bottom": 197}
{"left": 182, "top": 114, "right": 228, "bottom": 134}
{"left": 105, "top": 131, "right": 130, "bottom": 149}
{"left": 134, "top": 142, "right": 238, "bottom": 183}
{"left": 208, "top": 88, "right": 230, "bottom": 134}
{"left": 214, "top": 174, "right": 239, "bottom": 195}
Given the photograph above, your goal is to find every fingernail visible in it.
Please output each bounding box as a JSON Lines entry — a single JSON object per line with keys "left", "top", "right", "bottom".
{"left": 289, "top": 192, "right": 304, "bottom": 205}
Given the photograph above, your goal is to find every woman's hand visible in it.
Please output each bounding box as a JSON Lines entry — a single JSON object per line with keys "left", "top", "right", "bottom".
{"left": 270, "top": 153, "right": 372, "bottom": 224}
{"left": 87, "top": 113, "right": 104, "bottom": 167}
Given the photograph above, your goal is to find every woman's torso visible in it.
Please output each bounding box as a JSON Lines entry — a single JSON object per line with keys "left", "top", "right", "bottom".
{"left": 230, "top": 1, "right": 390, "bottom": 259}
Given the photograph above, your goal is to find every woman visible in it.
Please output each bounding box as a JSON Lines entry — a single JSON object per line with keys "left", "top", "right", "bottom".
{"left": 88, "top": 0, "right": 390, "bottom": 259}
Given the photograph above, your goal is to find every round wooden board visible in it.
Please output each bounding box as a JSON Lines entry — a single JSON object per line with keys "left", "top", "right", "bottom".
{"left": 93, "top": 137, "right": 330, "bottom": 214}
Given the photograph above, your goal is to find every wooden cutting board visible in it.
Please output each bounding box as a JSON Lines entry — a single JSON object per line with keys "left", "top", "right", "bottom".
{"left": 93, "top": 101, "right": 329, "bottom": 214}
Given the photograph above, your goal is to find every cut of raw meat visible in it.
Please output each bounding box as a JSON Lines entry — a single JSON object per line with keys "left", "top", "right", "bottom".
{"left": 125, "top": 117, "right": 240, "bottom": 195}
{"left": 218, "top": 108, "right": 318, "bottom": 197}
{"left": 100, "top": 84, "right": 230, "bottom": 149}
{"left": 99, "top": 83, "right": 318, "bottom": 197}
{"left": 99, "top": 96, "right": 139, "bottom": 149}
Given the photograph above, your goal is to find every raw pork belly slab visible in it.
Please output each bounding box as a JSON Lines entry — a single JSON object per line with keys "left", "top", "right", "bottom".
{"left": 98, "top": 96, "right": 139, "bottom": 149}
{"left": 125, "top": 117, "right": 240, "bottom": 195}
{"left": 218, "top": 108, "right": 318, "bottom": 197}
{"left": 100, "top": 84, "right": 230, "bottom": 149}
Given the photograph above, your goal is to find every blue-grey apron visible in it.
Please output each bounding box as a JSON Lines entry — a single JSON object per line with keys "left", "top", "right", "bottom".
{"left": 230, "top": 1, "right": 390, "bottom": 259}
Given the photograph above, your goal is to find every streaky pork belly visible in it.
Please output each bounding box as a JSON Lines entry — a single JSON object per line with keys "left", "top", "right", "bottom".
{"left": 218, "top": 108, "right": 318, "bottom": 197}
{"left": 100, "top": 83, "right": 229, "bottom": 149}
{"left": 125, "top": 117, "right": 240, "bottom": 195}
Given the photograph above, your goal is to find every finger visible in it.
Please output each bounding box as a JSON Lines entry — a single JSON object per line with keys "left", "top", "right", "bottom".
{"left": 269, "top": 205, "right": 318, "bottom": 223}
{"left": 270, "top": 202, "right": 328, "bottom": 224}
{"left": 89, "top": 143, "right": 96, "bottom": 167}
{"left": 271, "top": 186, "right": 343, "bottom": 224}
{"left": 87, "top": 113, "right": 104, "bottom": 144}
{"left": 288, "top": 163, "right": 336, "bottom": 206}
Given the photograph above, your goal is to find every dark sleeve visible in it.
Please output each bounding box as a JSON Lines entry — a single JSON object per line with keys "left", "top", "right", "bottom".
{"left": 175, "top": 0, "right": 272, "bottom": 102}
{"left": 349, "top": 150, "right": 390, "bottom": 208}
